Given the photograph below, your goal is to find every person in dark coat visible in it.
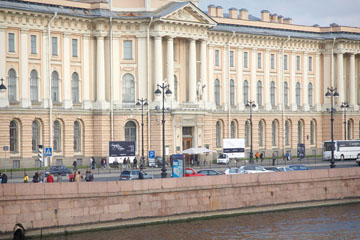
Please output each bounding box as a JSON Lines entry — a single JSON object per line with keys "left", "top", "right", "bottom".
{"left": 32, "top": 172, "right": 40, "bottom": 183}
{"left": 0, "top": 173, "right": 7, "bottom": 184}
{"left": 139, "top": 168, "right": 144, "bottom": 180}
{"left": 272, "top": 153, "right": 276, "bottom": 166}
{"left": 133, "top": 157, "right": 137, "bottom": 169}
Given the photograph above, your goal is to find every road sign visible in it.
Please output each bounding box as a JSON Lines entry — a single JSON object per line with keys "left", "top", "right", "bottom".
{"left": 45, "top": 147, "right": 52, "bottom": 157}
{"left": 148, "top": 150, "right": 155, "bottom": 159}
{"left": 3, "top": 146, "right": 8, "bottom": 151}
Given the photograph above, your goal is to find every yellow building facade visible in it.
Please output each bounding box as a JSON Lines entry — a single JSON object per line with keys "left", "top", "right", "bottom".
{"left": 0, "top": 0, "right": 360, "bottom": 168}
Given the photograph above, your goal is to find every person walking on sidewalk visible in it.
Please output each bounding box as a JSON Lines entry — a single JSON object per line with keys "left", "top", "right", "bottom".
{"left": 24, "top": 173, "right": 29, "bottom": 183}
{"left": 272, "top": 153, "right": 276, "bottom": 166}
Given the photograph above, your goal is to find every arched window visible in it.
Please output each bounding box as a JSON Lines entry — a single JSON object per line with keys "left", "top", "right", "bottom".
{"left": 54, "top": 120, "right": 61, "bottom": 152}
{"left": 74, "top": 121, "right": 81, "bottom": 152}
{"left": 348, "top": 119, "right": 353, "bottom": 140}
{"left": 216, "top": 121, "right": 221, "bottom": 147}
{"left": 10, "top": 120, "right": 18, "bottom": 152}
{"left": 284, "top": 81, "right": 288, "bottom": 107}
{"left": 122, "top": 74, "right": 135, "bottom": 103}
{"left": 285, "top": 120, "right": 290, "bottom": 146}
{"left": 245, "top": 121, "right": 250, "bottom": 147}
{"left": 310, "top": 120, "right": 315, "bottom": 145}
{"left": 51, "top": 71, "right": 59, "bottom": 102}
{"left": 8, "top": 69, "right": 17, "bottom": 102}
{"left": 297, "top": 120, "right": 303, "bottom": 144}
{"left": 258, "top": 120, "right": 264, "bottom": 147}
{"left": 270, "top": 81, "right": 275, "bottom": 106}
{"left": 72, "top": 72, "right": 80, "bottom": 104}
{"left": 215, "top": 79, "right": 220, "bottom": 106}
{"left": 231, "top": 121, "right": 236, "bottom": 138}
{"left": 174, "top": 75, "right": 178, "bottom": 101}
{"left": 230, "top": 79, "right": 235, "bottom": 107}
{"left": 308, "top": 83, "right": 313, "bottom": 107}
{"left": 125, "top": 121, "right": 137, "bottom": 142}
{"left": 272, "top": 120, "right": 278, "bottom": 146}
{"left": 296, "top": 82, "right": 301, "bottom": 107}
{"left": 30, "top": 70, "right": 39, "bottom": 102}
{"left": 32, "top": 120, "right": 40, "bottom": 152}
{"left": 257, "top": 80, "right": 262, "bottom": 106}
{"left": 243, "top": 80, "right": 248, "bottom": 104}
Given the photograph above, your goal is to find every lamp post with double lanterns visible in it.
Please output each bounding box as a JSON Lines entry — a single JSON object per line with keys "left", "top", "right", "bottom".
{"left": 245, "top": 100, "right": 256, "bottom": 164}
{"left": 0, "top": 78, "right": 6, "bottom": 92}
{"left": 325, "top": 87, "right": 339, "bottom": 168}
{"left": 136, "top": 98, "right": 148, "bottom": 168}
{"left": 155, "top": 82, "right": 172, "bottom": 178}
{"left": 340, "top": 102, "right": 349, "bottom": 140}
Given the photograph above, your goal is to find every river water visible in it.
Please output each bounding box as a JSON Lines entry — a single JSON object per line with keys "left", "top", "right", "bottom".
{"left": 43, "top": 203, "right": 360, "bottom": 240}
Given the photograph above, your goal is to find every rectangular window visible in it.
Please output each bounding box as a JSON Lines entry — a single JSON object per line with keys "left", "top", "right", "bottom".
{"left": 52, "top": 37, "right": 58, "bottom": 56}
{"left": 215, "top": 50, "right": 219, "bottom": 66}
{"left": 271, "top": 54, "right": 275, "bottom": 69}
{"left": 229, "top": 51, "right": 234, "bottom": 67}
{"left": 308, "top": 56, "right": 312, "bottom": 71}
{"left": 284, "top": 55, "right": 288, "bottom": 70}
{"left": 257, "top": 53, "right": 262, "bottom": 69}
{"left": 72, "top": 39, "right": 78, "bottom": 57}
{"left": 243, "top": 52, "right": 248, "bottom": 68}
{"left": 30, "top": 35, "right": 37, "bottom": 54}
{"left": 296, "top": 56, "right": 300, "bottom": 71}
{"left": 8, "top": 33, "right": 15, "bottom": 52}
{"left": 123, "top": 40, "right": 133, "bottom": 60}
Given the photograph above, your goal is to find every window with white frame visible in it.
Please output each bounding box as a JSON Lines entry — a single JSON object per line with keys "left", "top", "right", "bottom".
{"left": 230, "top": 51, "right": 234, "bottom": 67}
{"left": 215, "top": 50, "right": 220, "bottom": 66}
{"left": 308, "top": 83, "right": 313, "bottom": 106}
{"left": 53, "top": 120, "right": 61, "bottom": 152}
{"left": 308, "top": 56, "right": 312, "bottom": 71}
{"left": 72, "top": 72, "right": 80, "bottom": 104}
{"left": 30, "top": 35, "right": 37, "bottom": 54}
{"left": 284, "top": 81, "right": 288, "bottom": 107}
{"left": 270, "top": 81, "right": 275, "bottom": 106}
{"left": 52, "top": 37, "right": 58, "bottom": 56}
{"left": 257, "top": 53, "right": 262, "bottom": 68}
{"left": 72, "top": 39, "right": 78, "bottom": 57}
{"left": 272, "top": 120, "right": 278, "bottom": 146}
{"left": 30, "top": 70, "right": 39, "bottom": 102}
{"left": 8, "top": 33, "right": 15, "bottom": 53}
{"left": 74, "top": 121, "right": 81, "bottom": 152}
{"left": 215, "top": 79, "right": 220, "bottom": 106}
{"left": 243, "top": 52, "right": 248, "bottom": 68}
{"left": 125, "top": 121, "right": 137, "bottom": 142}
{"left": 258, "top": 120, "right": 264, "bottom": 147}
{"left": 296, "top": 82, "right": 301, "bottom": 107}
{"left": 243, "top": 80, "right": 249, "bottom": 104}
{"left": 284, "top": 55, "right": 288, "bottom": 70}
{"left": 230, "top": 79, "right": 235, "bottom": 107}
{"left": 122, "top": 73, "right": 135, "bottom": 103}
{"left": 348, "top": 120, "right": 353, "bottom": 140}
{"left": 297, "top": 120, "right": 303, "bottom": 144}
{"left": 296, "top": 56, "right": 300, "bottom": 71}
{"left": 123, "top": 40, "right": 133, "bottom": 60}
{"left": 8, "top": 68, "right": 17, "bottom": 102}
{"left": 216, "top": 121, "right": 222, "bottom": 148}
{"left": 257, "top": 80, "right": 262, "bottom": 106}
{"left": 271, "top": 54, "right": 275, "bottom": 69}
{"left": 231, "top": 121, "right": 236, "bottom": 139}
{"left": 32, "top": 120, "right": 40, "bottom": 152}
{"left": 51, "top": 71, "right": 59, "bottom": 102}
{"left": 10, "top": 120, "right": 18, "bottom": 153}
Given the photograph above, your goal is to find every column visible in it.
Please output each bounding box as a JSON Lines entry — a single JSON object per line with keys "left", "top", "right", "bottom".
{"left": 349, "top": 53, "right": 356, "bottom": 107}
{"left": 323, "top": 52, "right": 331, "bottom": 106}
{"left": 167, "top": 37, "right": 174, "bottom": 100}
{"left": 208, "top": 45, "right": 214, "bottom": 106}
{"left": 82, "top": 34, "right": 92, "bottom": 109}
{"left": 277, "top": 50, "right": 283, "bottom": 110}
{"left": 20, "top": 29, "right": 30, "bottom": 108}
{"left": 112, "top": 37, "right": 120, "bottom": 104}
{"left": 154, "top": 36, "right": 162, "bottom": 101}
{"left": 303, "top": 52, "right": 309, "bottom": 111}
{"left": 200, "top": 39, "right": 207, "bottom": 102}
{"left": 222, "top": 45, "right": 228, "bottom": 109}
{"left": 315, "top": 53, "right": 321, "bottom": 110}
{"left": 251, "top": 48, "right": 257, "bottom": 105}
{"left": 63, "top": 33, "right": 72, "bottom": 108}
{"left": 0, "top": 27, "right": 8, "bottom": 107}
{"left": 264, "top": 49, "right": 271, "bottom": 110}
{"left": 237, "top": 47, "right": 244, "bottom": 110}
{"left": 290, "top": 51, "right": 297, "bottom": 111}
{"left": 337, "top": 51, "right": 344, "bottom": 104}
{"left": 189, "top": 39, "right": 197, "bottom": 102}
{"left": 96, "top": 35, "right": 107, "bottom": 108}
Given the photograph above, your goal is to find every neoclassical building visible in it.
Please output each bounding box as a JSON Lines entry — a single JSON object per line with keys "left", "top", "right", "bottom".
{"left": 1, "top": 0, "right": 360, "bottom": 168}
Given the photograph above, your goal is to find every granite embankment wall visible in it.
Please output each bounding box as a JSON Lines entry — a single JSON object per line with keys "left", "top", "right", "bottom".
{"left": 1, "top": 168, "right": 360, "bottom": 236}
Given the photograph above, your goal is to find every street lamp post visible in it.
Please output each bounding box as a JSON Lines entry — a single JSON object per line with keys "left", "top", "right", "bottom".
{"left": 0, "top": 78, "right": 6, "bottom": 92}
{"left": 245, "top": 100, "right": 256, "bottom": 164}
{"left": 325, "top": 87, "right": 339, "bottom": 168}
{"left": 155, "top": 82, "right": 172, "bottom": 178}
{"left": 136, "top": 98, "right": 148, "bottom": 168}
{"left": 340, "top": 102, "right": 349, "bottom": 140}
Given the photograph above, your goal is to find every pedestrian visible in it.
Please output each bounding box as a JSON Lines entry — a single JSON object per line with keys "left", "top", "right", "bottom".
{"left": 272, "top": 153, "right": 276, "bottom": 166}
{"left": 69, "top": 172, "right": 75, "bottom": 182}
{"left": 24, "top": 173, "right": 29, "bottom": 183}
{"left": 46, "top": 173, "right": 54, "bottom": 183}
{"left": 32, "top": 172, "right": 40, "bottom": 183}
{"left": 104, "top": 158, "right": 107, "bottom": 168}
{"left": 286, "top": 152, "right": 290, "bottom": 161}
{"left": 0, "top": 172, "right": 7, "bottom": 184}
{"left": 127, "top": 157, "right": 131, "bottom": 169}
{"left": 85, "top": 171, "right": 94, "bottom": 182}
{"left": 73, "top": 159, "right": 77, "bottom": 171}
{"left": 260, "top": 153, "right": 264, "bottom": 164}
{"left": 123, "top": 158, "right": 127, "bottom": 169}
{"left": 139, "top": 168, "right": 144, "bottom": 180}
{"left": 133, "top": 157, "right": 137, "bottom": 169}
{"left": 0, "top": 173, "right": 2, "bottom": 184}
{"left": 90, "top": 157, "right": 93, "bottom": 169}
{"left": 92, "top": 157, "right": 96, "bottom": 169}
{"left": 75, "top": 171, "right": 82, "bottom": 182}
{"left": 255, "top": 152, "right": 259, "bottom": 162}
{"left": 39, "top": 172, "right": 44, "bottom": 182}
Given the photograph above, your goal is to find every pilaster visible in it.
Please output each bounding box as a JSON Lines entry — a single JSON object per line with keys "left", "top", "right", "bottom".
{"left": 0, "top": 27, "right": 9, "bottom": 107}
{"left": 237, "top": 47, "right": 244, "bottom": 110}
{"left": 20, "top": 29, "right": 31, "bottom": 108}
{"left": 82, "top": 34, "right": 92, "bottom": 109}
{"left": 63, "top": 33, "right": 72, "bottom": 109}
{"left": 303, "top": 52, "right": 309, "bottom": 111}
{"left": 188, "top": 39, "right": 197, "bottom": 103}
{"left": 264, "top": 49, "right": 271, "bottom": 111}
{"left": 290, "top": 51, "right": 297, "bottom": 111}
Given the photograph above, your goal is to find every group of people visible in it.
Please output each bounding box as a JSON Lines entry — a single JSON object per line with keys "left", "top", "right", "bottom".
{"left": 123, "top": 157, "right": 137, "bottom": 169}
{"left": 0, "top": 172, "right": 8, "bottom": 184}
{"left": 254, "top": 152, "right": 265, "bottom": 163}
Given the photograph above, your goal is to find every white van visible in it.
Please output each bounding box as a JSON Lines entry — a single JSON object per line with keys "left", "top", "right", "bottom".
{"left": 217, "top": 153, "right": 229, "bottom": 164}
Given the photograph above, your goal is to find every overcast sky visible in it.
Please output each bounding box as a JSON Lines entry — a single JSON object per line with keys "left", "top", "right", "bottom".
{"left": 197, "top": 0, "right": 360, "bottom": 28}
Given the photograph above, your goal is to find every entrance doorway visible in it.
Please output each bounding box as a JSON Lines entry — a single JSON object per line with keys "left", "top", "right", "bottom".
{"left": 182, "top": 127, "right": 193, "bottom": 165}
{"left": 183, "top": 138, "right": 192, "bottom": 150}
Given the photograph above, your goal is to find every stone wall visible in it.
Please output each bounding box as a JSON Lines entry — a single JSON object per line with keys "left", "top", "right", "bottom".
{"left": 0, "top": 168, "right": 360, "bottom": 235}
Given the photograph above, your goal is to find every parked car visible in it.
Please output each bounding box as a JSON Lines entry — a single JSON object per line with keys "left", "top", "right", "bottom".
{"left": 47, "top": 166, "right": 72, "bottom": 176}
{"left": 223, "top": 168, "right": 242, "bottom": 175}
{"left": 155, "top": 156, "right": 168, "bottom": 168}
{"left": 264, "top": 167, "right": 281, "bottom": 172}
{"left": 276, "top": 166, "right": 294, "bottom": 172}
{"left": 288, "top": 165, "right": 310, "bottom": 171}
{"left": 356, "top": 154, "right": 360, "bottom": 166}
{"left": 239, "top": 165, "right": 274, "bottom": 174}
{"left": 197, "top": 169, "right": 222, "bottom": 176}
{"left": 184, "top": 168, "right": 206, "bottom": 177}
{"left": 217, "top": 153, "right": 229, "bottom": 164}
{"left": 119, "top": 170, "right": 153, "bottom": 180}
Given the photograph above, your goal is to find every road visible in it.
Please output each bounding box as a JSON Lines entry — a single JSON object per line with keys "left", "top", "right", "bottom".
{"left": 4, "top": 158, "right": 359, "bottom": 183}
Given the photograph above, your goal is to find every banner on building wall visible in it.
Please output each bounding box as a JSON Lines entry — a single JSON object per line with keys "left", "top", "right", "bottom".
{"left": 109, "top": 141, "right": 136, "bottom": 157}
